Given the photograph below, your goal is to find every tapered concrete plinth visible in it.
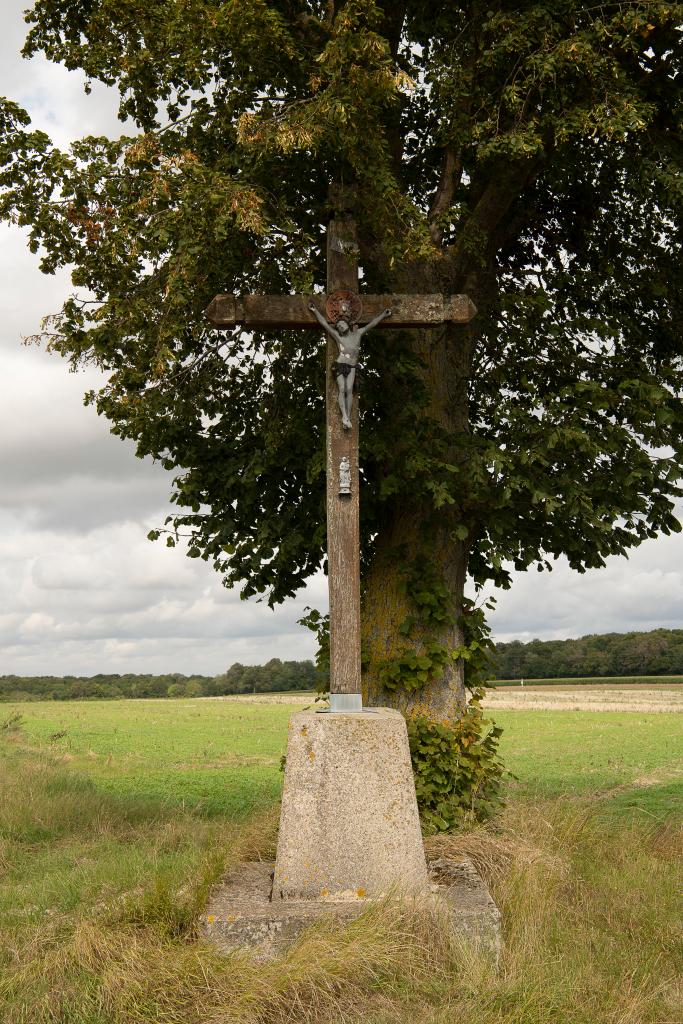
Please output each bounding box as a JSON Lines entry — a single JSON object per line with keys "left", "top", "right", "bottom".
{"left": 272, "top": 708, "right": 429, "bottom": 901}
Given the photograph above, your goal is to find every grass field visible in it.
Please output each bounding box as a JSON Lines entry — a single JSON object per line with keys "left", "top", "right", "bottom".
{"left": 1, "top": 696, "right": 682, "bottom": 1024}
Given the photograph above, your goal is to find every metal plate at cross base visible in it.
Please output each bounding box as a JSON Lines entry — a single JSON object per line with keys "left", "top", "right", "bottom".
{"left": 320, "top": 693, "right": 376, "bottom": 713}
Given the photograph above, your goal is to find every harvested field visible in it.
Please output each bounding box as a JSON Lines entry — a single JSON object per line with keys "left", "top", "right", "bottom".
{"left": 484, "top": 686, "right": 683, "bottom": 713}
{"left": 492, "top": 676, "right": 683, "bottom": 688}
{"left": 211, "top": 686, "right": 683, "bottom": 713}
{"left": 208, "top": 691, "right": 315, "bottom": 705}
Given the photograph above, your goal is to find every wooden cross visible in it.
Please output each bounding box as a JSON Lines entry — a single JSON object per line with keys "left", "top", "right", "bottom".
{"left": 206, "top": 218, "right": 476, "bottom": 712}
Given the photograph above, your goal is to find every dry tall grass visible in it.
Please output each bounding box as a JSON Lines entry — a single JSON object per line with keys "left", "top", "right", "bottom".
{"left": 1, "top": 739, "right": 681, "bottom": 1024}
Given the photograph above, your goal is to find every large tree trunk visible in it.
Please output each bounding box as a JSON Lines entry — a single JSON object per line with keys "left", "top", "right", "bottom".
{"left": 362, "top": 309, "right": 475, "bottom": 718}
{"left": 362, "top": 507, "right": 468, "bottom": 717}
{"left": 358, "top": 154, "right": 519, "bottom": 717}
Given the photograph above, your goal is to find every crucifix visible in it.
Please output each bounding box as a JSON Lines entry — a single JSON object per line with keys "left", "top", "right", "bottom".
{"left": 206, "top": 216, "right": 476, "bottom": 713}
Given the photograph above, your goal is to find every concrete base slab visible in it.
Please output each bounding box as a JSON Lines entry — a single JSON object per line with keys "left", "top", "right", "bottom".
{"left": 199, "top": 858, "right": 501, "bottom": 961}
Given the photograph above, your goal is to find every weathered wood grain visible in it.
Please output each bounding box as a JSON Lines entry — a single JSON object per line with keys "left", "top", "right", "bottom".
{"left": 326, "top": 219, "right": 362, "bottom": 697}
{"left": 205, "top": 293, "right": 477, "bottom": 328}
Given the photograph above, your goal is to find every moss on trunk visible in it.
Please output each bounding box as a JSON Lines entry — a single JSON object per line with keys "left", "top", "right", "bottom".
{"left": 360, "top": 286, "right": 479, "bottom": 717}
{"left": 362, "top": 512, "right": 467, "bottom": 718}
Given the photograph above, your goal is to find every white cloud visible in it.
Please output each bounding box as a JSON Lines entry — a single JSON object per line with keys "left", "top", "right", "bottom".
{"left": 1, "top": 2, "right": 133, "bottom": 148}
{"left": 490, "top": 523, "right": 683, "bottom": 642}
{"left": 0, "top": 513, "right": 325, "bottom": 674}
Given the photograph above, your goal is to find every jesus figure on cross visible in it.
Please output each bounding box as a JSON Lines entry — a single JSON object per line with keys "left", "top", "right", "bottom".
{"left": 309, "top": 303, "right": 392, "bottom": 429}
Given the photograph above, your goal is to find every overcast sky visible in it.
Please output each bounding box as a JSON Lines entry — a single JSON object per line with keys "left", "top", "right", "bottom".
{"left": 1, "top": 2, "right": 680, "bottom": 677}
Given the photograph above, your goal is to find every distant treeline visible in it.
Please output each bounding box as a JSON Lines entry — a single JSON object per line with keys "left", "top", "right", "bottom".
{"left": 0, "top": 659, "right": 320, "bottom": 702}
{"left": 3, "top": 629, "right": 682, "bottom": 702}
{"left": 493, "top": 628, "right": 683, "bottom": 680}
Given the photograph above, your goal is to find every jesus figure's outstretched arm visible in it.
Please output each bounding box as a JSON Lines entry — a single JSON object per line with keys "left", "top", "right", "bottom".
{"left": 309, "top": 303, "right": 342, "bottom": 344}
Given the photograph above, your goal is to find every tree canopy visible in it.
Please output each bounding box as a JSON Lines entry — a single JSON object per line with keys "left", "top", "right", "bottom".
{"left": 1, "top": 1, "right": 681, "bottom": 715}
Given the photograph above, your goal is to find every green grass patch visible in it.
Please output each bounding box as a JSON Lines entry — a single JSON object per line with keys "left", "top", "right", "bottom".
{"left": 495, "top": 708, "right": 683, "bottom": 817}
{"left": 2, "top": 698, "right": 295, "bottom": 817}
{"left": 4, "top": 698, "right": 680, "bottom": 818}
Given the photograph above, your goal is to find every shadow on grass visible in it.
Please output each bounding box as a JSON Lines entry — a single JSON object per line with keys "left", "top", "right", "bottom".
{"left": 604, "top": 778, "right": 683, "bottom": 821}
{"left": 0, "top": 734, "right": 280, "bottom": 845}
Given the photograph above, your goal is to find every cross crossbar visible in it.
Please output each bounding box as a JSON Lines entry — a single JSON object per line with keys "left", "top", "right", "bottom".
{"left": 205, "top": 292, "right": 476, "bottom": 330}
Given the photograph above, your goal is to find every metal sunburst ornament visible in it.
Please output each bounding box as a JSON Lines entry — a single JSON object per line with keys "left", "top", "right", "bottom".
{"left": 326, "top": 289, "right": 363, "bottom": 325}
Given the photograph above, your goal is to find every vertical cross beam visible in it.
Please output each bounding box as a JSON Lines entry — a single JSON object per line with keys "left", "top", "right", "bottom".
{"left": 326, "top": 218, "right": 362, "bottom": 711}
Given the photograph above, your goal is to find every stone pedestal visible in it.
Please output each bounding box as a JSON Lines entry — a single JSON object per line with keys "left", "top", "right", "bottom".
{"left": 273, "top": 709, "right": 428, "bottom": 900}
{"left": 199, "top": 707, "right": 502, "bottom": 961}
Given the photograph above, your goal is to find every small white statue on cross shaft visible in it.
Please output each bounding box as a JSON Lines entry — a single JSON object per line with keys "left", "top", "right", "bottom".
{"left": 309, "top": 304, "right": 392, "bottom": 429}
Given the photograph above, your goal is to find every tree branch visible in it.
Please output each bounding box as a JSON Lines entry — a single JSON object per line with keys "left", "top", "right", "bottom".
{"left": 446, "top": 156, "right": 546, "bottom": 277}
{"left": 376, "top": 1, "right": 408, "bottom": 59}
{"left": 428, "top": 148, "right": 463, "bottom": 246}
